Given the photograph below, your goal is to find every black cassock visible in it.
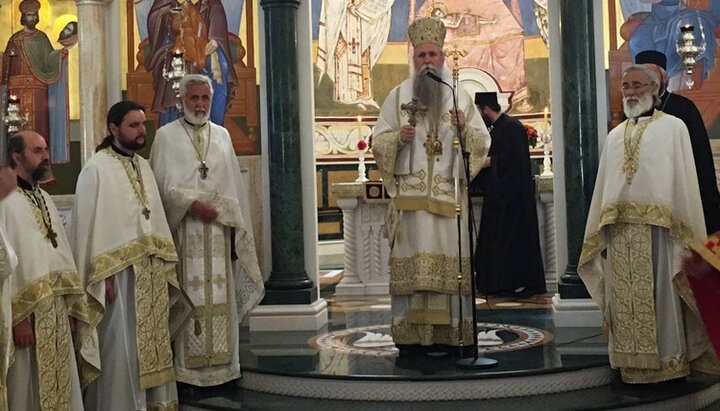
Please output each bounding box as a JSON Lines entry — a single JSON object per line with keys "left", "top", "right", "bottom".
{"left": 471, "top": 113, "right": 546, "bottom": 296}
{"left": 659, "top": 91, "right": 720, "bottom": 234}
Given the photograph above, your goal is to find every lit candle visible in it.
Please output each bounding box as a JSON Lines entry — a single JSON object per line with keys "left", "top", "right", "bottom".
{"left": 8, "top": 95, "right": 18, "bottom": 105}
{"left": 173, "top": 49, "right": 184, "bottom": 58}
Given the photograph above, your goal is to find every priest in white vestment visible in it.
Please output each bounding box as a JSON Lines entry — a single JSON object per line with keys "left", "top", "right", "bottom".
{"left": 371, "top": 17, "right": 490, "bottom": 356}
{"left": 0, "top": 166, "right": 17, "bottom": 411}
{"left": 1, "top": 131, "right": 93, "bottom": 410}
{"left": 150, "top": 74, "right": 264, "bottom": 386}
{"left": 70, "top": 101, "right": 182, "bottom": 410}
{"left": 579, "top": 65, "right": 720, "bottom": 384}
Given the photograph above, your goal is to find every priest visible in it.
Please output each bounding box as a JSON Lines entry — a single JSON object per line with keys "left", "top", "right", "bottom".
{"left": 1, "top": 131, "right": 92, "bottom": 409}
{"left": 70, "top": 101, "right": 182, "bottom": 410}
{"left": 150, "top": 74, "right": 264, "bottom": 386}
{"left": 579, "top": 65, "right": 720, "bottom": 384}
{"left": 635, "top": 50, "right": 720, "bottom": 234}
{"left": 472, "top": 92, "right": 546, "bottom": 298}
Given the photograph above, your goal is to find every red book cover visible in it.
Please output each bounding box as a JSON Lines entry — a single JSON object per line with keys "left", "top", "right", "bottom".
{"left": 687, "top": 232, "right": 720, "bottom": 355}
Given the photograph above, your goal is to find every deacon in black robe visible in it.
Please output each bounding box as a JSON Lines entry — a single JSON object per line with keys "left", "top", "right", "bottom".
{"left": 472, "top": 92, "right": 546, "bottom": 297}
{"left": 636, "top": 50, "right": 720, "bottom": 234}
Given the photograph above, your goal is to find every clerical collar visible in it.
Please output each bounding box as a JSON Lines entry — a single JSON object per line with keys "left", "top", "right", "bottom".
{"left": 110, "top": 141, "right": 134, "bottom": 158}
{"left": 183, "top": 117, "right": 208, "bottom": 129}
{"left": 632, "top": 108, "right": 655, "bottom": 123}
{"left": 16, "top": 175, "right": 34, "bottom": 191}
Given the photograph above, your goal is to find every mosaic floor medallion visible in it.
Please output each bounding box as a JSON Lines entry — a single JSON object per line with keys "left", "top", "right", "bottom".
{"left": 309, "top": 323, "right": 553, "bottom": 357}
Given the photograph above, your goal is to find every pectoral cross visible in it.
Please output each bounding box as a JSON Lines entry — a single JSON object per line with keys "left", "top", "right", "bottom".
{"left": 199, "top": 161, "right": 209, "bottom": 180}
{"left": 47, "top": 229, "right": 58, "bottom": 248}
{"left": 350, "top": 37, "right": 359, "bottom": 54}
{"left": 142, "top": 207, "right": 151, "bottom": 220}
{"left": 400, "top": 98, "right": 427, "bottom": 127}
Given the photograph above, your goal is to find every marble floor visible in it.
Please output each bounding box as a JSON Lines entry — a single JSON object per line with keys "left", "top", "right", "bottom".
{"left": 179, "top": 287, "right": 720, "bottom": 410}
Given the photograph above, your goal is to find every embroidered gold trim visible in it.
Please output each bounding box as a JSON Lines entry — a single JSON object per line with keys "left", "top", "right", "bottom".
{"left": 620, "top": 354, "right": 689, "bottom": 384}
{"left": 180, "top": 222, "right": 233, "bottom": 369}
{"left": 691, "top": 350, "right": 720, "bottom": 375}
{"left": 579, "top": 202, "right": 696, "bottom": 268}
{"left": 391, "top": 318, "right": 474, "bottom": 346}
{"left": 11, "top": 270, "right": 81, "bottom": 326}
{"left": 135, "top": 256, "right": 176, "bottom": 390}
{"left": 389, "top": 252, "right": 471, "bottom": 295}
{"left": 148, "top": 400, "right": 179, "bottom": 411}
{"left": 607, "top": 223, "right": 660, "bottom": 369}
{"left": 35, "top": 297, "right": 71, "bottom": 411}
{"left": 87, "top": 234, "right": 177, "bottom": 286}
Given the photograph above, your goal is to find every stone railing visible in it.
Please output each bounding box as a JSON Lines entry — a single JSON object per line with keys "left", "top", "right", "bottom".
{"left": 332, "top": 177, "right": 556, "bottom": 296}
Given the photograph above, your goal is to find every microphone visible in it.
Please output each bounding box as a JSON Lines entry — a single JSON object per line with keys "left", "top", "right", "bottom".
{"left": 424, "top": 71, "right": 463, "bottom": 140}
{"left": 426, "top": 71, "right": 451, "bottom": 88}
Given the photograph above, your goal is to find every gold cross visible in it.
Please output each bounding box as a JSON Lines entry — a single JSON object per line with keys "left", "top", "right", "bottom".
{"left": 400, "top": 98, "right": 428, "bottom": 127}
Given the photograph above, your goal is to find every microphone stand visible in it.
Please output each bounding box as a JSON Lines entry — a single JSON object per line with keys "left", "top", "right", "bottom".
{"left": 426, "top": 71, "right": 497, "bottom": 369}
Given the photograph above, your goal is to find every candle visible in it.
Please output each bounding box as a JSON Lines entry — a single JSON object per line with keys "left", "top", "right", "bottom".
{"left": 357, "top": 115, "right": 363, "bottom": 139}
{"left": 543, "top": 107, "right": 549, "bottom": 122}
{"left": 173, "top": 49, "right": 183, "bottom": 58}
{"left": 8, "top": 95, "right": 18, "bottom": 105}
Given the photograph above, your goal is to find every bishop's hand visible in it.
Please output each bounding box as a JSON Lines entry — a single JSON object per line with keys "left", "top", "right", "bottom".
{"left": 449, "top": 109, "right": 465, "bottom": 130}
{"left": 399, "top": 125, "right": 415, "bottom": 144}
{"left": 13, "top": 316, "right": 34, "bottom": 347}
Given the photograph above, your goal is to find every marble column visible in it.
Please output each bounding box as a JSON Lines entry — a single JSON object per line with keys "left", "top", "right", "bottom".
{"left": 558, "top": 0, "right": 598, "bottom": 299}
{"left": 76, "top": 0, "right": 112, "bottom": 164}
{"left": 259, "top": 0, "right": 314, "bottom": 304}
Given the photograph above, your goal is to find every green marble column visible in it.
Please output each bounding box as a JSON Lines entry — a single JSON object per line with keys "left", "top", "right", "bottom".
{"left": 559, "top": 0, "right": 598, "bottom": 299}
{"left": 260, "top": 0, "right": 314, "bottom": 304}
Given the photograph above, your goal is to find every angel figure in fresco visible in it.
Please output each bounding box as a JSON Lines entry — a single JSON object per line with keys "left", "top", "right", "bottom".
{"left": 317, "top": 0, "right": 394, "bottom": 110}
{"left": 146, "top": 0, "right": 239, "bottom": 126}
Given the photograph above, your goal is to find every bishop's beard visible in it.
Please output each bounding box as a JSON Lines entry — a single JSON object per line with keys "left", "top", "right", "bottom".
{"left": 413, "top": 65, "right": 446, "bottom": 123}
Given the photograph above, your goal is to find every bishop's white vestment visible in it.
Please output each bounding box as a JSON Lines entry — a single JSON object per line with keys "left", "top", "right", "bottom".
{"left": 372, "top": 71, "right": 490, "bottom": 348}
{"left": 70, "top": 147, "right": 182, "bottom": 410}
{"left": 0, "top": 181, "right": 93, "bottom": 410}
{"left": 579, "top": 111, "right": 720, "bottom": 383}
{"left": 150, "top": 119, "right": 264, "bottom": 386}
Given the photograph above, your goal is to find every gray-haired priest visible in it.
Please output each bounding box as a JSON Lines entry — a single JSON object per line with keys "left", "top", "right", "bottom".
{"left": 579, "top": 64, "right": 720, "bottom": 384}
{"left": 150, "top": 74, "right": 264, "bottom": 386}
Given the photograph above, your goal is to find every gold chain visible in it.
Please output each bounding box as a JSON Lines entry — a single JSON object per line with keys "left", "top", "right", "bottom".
{"left": 105, "top": 147, "right": 151, "bottom": 219}
{"left": 623, "top": 110, "right": 662, "bottom": 184}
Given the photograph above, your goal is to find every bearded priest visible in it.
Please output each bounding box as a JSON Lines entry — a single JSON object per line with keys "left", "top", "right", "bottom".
{"left": 0, "top": 131, "right": 93, "bottom": 410}
{"left": 579, "top": 64, "right": 720, "bottom": 384}
{"left": 150, "top": 74, "right": 264, "bottom": 386}
{"left": 70, "top": 101, "right": 184, "bottom": 410}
